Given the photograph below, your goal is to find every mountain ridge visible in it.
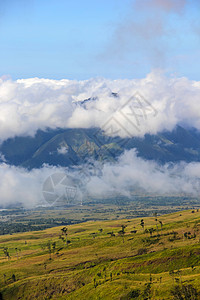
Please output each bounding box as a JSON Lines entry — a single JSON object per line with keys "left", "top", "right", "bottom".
{"left": 1, "top": 125, "right": 200, "bottom": 169}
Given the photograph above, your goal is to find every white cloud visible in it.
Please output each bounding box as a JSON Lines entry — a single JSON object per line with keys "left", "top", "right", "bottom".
{"left": 0, "top": 152, "right": 6, "bottom": 162}
{"left": 57, "top": 145, "right": 68, "bottom": 155}
{"left": 0, "top": 149, "right": 200, "bottom": 208}
{"left": 0, "top": 163, "right": 72, "bottom": 208}
{"left": 0, "top": 71, "right": 200, "bottom": 142}
{"left": 86, "top": 150, "right": 200, "bottom": 197}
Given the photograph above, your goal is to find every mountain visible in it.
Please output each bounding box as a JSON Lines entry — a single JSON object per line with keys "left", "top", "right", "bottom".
{"left": 1, "top": 125, "right": 200, "bottom": 169}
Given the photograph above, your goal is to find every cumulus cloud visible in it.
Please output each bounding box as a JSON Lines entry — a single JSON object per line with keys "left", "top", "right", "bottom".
{"left": 86, "top": 150, "right": 200, "bottom": 198}
{"left": 0, "top": 163, "right": 79, "bottom": 208}
{"left": 1, "top": 149, "right": 200, "bottom": 208}
{"left": 1, "top": 72, "right": 200, "bottom": 141}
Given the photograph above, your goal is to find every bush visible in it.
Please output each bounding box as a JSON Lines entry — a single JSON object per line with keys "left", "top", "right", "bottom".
{"left": 120, "top": 289, "right": 140, "bottom": 299}
{"left": 137, "top": 248, "right": 148, "bottom": 255}
{"left": 171, "top": 284, "right": 199, "bottom": 300}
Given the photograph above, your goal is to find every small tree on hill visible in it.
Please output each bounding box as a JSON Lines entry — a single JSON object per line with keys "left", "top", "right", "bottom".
{"left": 159, "top": 220, "right": 163, "bottom": 235}
{"left": 47, "top": 241, "right": 52, "bottom": 260}
{"left": 61, "top": 227, "right": 68, "bottom": 245}
{"left": 140, "top": 219, "right": 145, "bottom": 233}
{"left": 15, "top": 247, "right": 19, "bottom": 259}
{"left": 118, "top": 225, "right": 126, "bottom": 243}
{"left": 52, "top": 242, "right": 56, "bottom": 254}
{"left": 148, "top": 228, "right": 156, "bottom": 237}
{"left": 3, "top": 247, "right": 10, "bottom": 260}
{"left": 12, "top": 274, "right": 16, "bottom": 282}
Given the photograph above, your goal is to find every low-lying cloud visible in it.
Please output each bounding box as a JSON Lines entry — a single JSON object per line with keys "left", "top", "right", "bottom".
{"left": 1, "top": 71, "right": 200, "bottom": 142}
{"left": 0, "top": 149, "right": 200, "bottom": 208}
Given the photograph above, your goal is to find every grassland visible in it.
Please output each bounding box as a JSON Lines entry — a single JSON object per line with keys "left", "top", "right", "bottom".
{"left": 1, "top": 209, "right": 200, "bottom": 299}
{"left": 1, "top": 195, "right": 198, "bottom": 235}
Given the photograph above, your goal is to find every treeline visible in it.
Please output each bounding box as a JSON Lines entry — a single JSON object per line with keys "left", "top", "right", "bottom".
{"left": 0, "top": 219, "right": 71, "bottom": 235}
{"left": 0, "top": 218, "right": 92, "bottom": 235}
{"left": 0, "top": 223, "right": 53, "bottom": 235}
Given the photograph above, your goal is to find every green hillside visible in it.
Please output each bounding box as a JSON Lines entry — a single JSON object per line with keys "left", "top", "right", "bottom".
{"left": 1, "top": 210, "right": 200, "bottom": 299}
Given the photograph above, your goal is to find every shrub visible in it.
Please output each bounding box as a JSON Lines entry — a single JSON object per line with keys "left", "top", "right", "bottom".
{"left": 120, "top": 289, "right": 140, "bottom": 299}
{"left": 137, "top": 248, "right": 148, "bottom": 255}
{"left": 171, "top": 284, "right": 199, "bottom": 300}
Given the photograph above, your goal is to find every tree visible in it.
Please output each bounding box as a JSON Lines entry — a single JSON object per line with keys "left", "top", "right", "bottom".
{"left": 47, "top": 241, "right": 52, "bottom": 260}
{"left": 94, "top": 278, "right": 97, "bottom": 288}
{"left": 12, "top": 274, "right": 16, "bottom": 282}
{"left": 61, "top": 227, "right": 68, "bottom": 245}
{"left": 3, "top": 247, "right": 10, "bottom": 260}
{"left": 159, "top": 220, "right": 163, "bottom": 235}
{"left": 110, "top": 272, "right": 113, "bottom": 281}
{"left": 148, "top": 228, "right": 156, "bottom": 237}
{"left": 107, "top": 231, "right": 115, "bottom": 237}
{"left": 118, "top": 225, "right": 126, "bottom": 243}
{"left": 121, "top": 225, "right": 126, "bottom": 234}
{"left": 140, "top": 219, "right": 145, "bottom": 232}
{"left": 15, "top": 248, "right": 19, "bottom": 260}
{"left": 184, "top": 231, "right": 196, "bottom": 240}
{"left": 52, "top": 242, "right": 56, "bottom": 254}
{"left": 154, "top": 216, "right": 158, "bottom": 234}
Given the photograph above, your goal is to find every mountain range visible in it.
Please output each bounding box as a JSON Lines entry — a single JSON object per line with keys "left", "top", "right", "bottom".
{"left": 1, "top": 125, "right": 200, "bottom": 169}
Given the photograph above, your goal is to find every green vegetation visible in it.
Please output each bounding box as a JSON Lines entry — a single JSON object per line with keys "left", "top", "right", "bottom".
{"left": 1, "top": 209, "right": 200, "bottom": 299}
{"left": 1, "top": 195, "right": 199, "bottom": 236}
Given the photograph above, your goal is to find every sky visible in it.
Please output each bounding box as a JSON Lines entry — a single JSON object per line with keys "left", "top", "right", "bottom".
{"left": 0, "top": 0, "right": 200, "bottom": 80}
{"left": 0, "top": 0, "right": 200, "bottom": 207}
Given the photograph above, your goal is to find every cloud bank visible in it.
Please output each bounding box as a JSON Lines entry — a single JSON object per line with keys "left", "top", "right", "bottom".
{"left": 0, "top": 149, "right": 200, "bottom": 208}
{"left": 86, "top": 150, "right": 200, "bottom": 198}
{"left": 1, "top": 71, "right": 200, "bottom": 142}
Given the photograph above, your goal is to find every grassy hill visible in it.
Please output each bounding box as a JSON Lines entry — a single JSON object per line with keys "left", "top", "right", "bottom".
{"left": 1, "top": 210, "right": 200, "bottom": 299}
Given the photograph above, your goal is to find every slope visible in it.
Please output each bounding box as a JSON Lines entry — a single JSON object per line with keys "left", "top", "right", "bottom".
{"left": 1, "top": 209, "right": 200, "bottom": 299}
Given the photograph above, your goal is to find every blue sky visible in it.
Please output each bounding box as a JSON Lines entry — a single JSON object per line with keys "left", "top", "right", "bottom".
{"left": 0, "top": 0, "right": 199, "bottom": 80}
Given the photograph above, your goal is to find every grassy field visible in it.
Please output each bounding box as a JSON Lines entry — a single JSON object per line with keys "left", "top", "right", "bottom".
{"left": 1, "top": 209, "right": 200, "bottom": 299}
